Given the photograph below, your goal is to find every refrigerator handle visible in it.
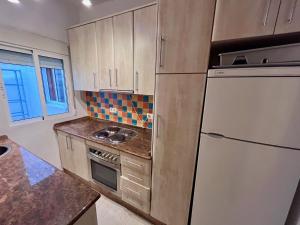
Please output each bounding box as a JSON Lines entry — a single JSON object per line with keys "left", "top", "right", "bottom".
{"left": 207, "top": 132, "right": 225, "bottom": 139}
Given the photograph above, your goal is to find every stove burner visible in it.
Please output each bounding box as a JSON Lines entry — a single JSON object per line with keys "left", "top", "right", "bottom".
{"left": 106, "top": 126, "right": 120, "bottom": 134}
{"left": 94, "top": 130, "right": 109, "bottom": 139}
{"left": 108, "top": 134, "right": 126, "bottom": 144}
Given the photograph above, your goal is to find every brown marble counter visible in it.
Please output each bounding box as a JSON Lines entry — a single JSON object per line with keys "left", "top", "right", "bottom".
{"left": 54, "top": 117, "right": 152, "bottom": 159}
{"left": 0, "top": 135, "right": 100, "bottom": 225}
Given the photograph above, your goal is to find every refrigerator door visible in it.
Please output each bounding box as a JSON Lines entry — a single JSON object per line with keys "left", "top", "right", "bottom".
{"left": 191, "top": 134, "right": 300, "bottom": 225}
{"left": 202, "top": 73, "right": 300, "bottom": 149}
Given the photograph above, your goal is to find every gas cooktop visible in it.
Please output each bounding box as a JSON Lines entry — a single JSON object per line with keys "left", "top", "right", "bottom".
{"left": 92, "top": 126, "right": 137, "bottom": 144}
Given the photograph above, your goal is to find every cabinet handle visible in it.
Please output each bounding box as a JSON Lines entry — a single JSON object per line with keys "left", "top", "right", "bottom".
{"left": 66, "top": 136, "right": 69, "bottom": 150}
{"left": 263, "top": 0, "right": 272, "bottom": 26}
{"left": 159, "top": 35, "right": 166, "bottom": 67}
{"left": 115, "top": 69, "right": 118, "bottom": 87}
{"left": 109, "top": 69, "right": 112, "bottom": 88}
{"left": 135, "top": 71, "right": 139, "bottom": 92}
{"left": 93, "top": 72, "right": 96, "bottom": 89}
{"left": 156, "top": 114, "right": 160, "bottom": 138}
{"left": 126, "top": 159, "right": 143, "bottom": 168}
{"left": 288, "top": 0, "right": 298, "bottom": 24}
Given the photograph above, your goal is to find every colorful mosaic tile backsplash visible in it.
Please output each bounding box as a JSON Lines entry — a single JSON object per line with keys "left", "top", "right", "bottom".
{"left": 85, "top": 92, "right": 153, "bottom": 129}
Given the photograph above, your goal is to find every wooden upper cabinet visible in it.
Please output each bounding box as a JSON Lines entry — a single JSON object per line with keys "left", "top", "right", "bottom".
{"left": 134, "top": 5, "right": 157, "bottom": 95}
{"left": 151, "top": 74, "right": 206, "bottom": 225}
{"left": 212, "top": 0, "right": 281, "bottom": 42}
{"left": 96, "top": 18, "right": 116, "bottom": 90}
{"left": 156, "top": 0, "right": 215, "bottom": 74}
{"left": 275, "top": 0, "right": 300, "bottom": 34}
{"left": 113, "top": 12, "right": 134, "bottom": 91}
{"left": 68, "top": 24, "right": 99, "bottom": 91}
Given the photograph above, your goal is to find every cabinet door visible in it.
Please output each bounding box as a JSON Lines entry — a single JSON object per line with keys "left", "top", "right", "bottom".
{"left": 70, "top": 136, "right": 89, "bottom": 181}
{"left": 134, "top": 5, "right": 157, "bottom": 95}
{"left": 275, "top": 0, "right": 300, "bottom": 34}
{"left": 57, "top": 132, "right": 73, "bottom": 172}
{"left": 113, "top": 12, "right": 134, "bottom": 91}
{"left": 212, "top": 0, "right": 280, "bottom": 41}
{"left": 96, "top": 18, "right": 116, "bottom": 90}
{"left": 156, "top": 0, "right": 215, "bottom": 74}
{"left": 151, "top": 74, "right": 206, "bottom": 225}
{"left": 68, "top": 24, "right": 99, "bottom": 91}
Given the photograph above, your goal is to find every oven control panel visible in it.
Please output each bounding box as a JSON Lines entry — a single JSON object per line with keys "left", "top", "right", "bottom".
{"left": 89, "top": 148, "right": 120, "bottom": 165}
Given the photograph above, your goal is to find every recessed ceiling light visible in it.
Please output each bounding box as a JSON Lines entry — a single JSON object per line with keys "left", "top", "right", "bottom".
{"left": 7, "top": 0, "right": 20, "bottom": 3}
{"left": 82, "top": 0, "right": 92, "bottom": 7}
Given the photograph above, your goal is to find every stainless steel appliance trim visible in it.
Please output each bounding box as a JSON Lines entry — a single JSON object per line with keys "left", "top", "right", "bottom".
{"left": 88, "top": 152, "right": 121, "bottom": 170}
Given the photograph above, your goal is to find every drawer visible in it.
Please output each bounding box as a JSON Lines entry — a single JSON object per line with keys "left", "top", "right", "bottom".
{"left": 122, "top": 166, "right": 151, "bottom": 187}
{"left": 120, "top": 176, "right": 150, "bottom": 213}
{"left": 120, "top": 153, "right": 151, "bottom": 176}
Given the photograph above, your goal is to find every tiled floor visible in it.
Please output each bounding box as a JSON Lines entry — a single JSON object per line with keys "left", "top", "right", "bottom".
{"left": 96, "top": 196, "right": 152, "bottom": 225}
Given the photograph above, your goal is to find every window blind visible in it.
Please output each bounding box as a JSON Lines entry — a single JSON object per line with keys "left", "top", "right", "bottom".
{"left": 0, "top": 49, "right": 34, "bottom": 66}
{"left": 39, "top": 56, "right": 63, "bottom": 69}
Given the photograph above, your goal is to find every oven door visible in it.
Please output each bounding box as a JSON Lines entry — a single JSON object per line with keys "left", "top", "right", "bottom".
{"left": 89, "top": 154, "right": 121, "bottom": 195}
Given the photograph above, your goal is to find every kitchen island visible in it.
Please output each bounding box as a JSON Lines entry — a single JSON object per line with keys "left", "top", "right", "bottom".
{"left": 0, "top": 135, "right": 100, "bottom": 225}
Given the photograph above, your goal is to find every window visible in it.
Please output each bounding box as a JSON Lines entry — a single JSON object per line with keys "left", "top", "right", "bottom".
{"left": 0, "top": 49, "right": 43, "bottom": 122}
{"left": 0, "top": 47, "right": 72, "bottom": 124}
{"left": 39, "top": 56, "right": 69, "bottom": 116}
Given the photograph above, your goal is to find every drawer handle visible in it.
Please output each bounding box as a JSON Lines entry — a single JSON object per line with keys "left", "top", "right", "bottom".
{"left": 127, "top": 173, "right": 143, "bottom": 181}
{"left": 124, "top": 187, "right": 140, "bottom": 196}
{"left": 126, "top": 160, "right": 143, "bottom": 168}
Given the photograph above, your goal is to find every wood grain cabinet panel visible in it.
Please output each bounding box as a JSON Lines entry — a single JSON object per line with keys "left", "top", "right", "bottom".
{"left": 212, "top": 0, "right": 281, "bottom": 41}
{"left": 275, "top": 0, "right": 300, "bottom": 34}
{"left": 134, "top": 5, "right": 157, "bottom": 95}
{"left": 68, "top": 24, "right": 99, "bottom": 91}
{"left": 96, "top": 18, "right": 116, "bottom": 90}
{"left": 57, "top": 132, "right": 89, "bottom": 181}
{"left": 113, "top": 12, "right": 134, "bottom": 91}
{"left": 156, "top": 0, "right": 215, "bottom": 73}
{"left": 151, "top": 74, "right": 206, "bottom": 225}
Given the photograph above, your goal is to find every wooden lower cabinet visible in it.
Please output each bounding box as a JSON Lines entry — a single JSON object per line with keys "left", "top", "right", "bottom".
{"left": 151, "top": 74, "right": 206, "bottom": 225}
{"left": 57, "top": 131, "right": 89, "bottom": 181}
{"left": 120, "top": 152, "right": 152, "bottom": 214}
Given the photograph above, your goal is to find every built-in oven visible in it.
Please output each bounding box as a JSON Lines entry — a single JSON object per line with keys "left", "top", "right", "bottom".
{"left": 87, "top": 146, "right": 121, "bottom": 197}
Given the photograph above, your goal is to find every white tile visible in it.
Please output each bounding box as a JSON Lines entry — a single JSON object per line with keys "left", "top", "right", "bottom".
{"left": 96, "top": 196, "right": 152, "bottom": 225}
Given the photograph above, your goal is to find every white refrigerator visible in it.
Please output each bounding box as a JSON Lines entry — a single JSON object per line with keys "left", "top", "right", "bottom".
{"left": 191, "top": 67, "right": 300, "bottom": 225}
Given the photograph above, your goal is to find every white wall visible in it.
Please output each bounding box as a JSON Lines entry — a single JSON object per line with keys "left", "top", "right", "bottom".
{"left": 0, "top": 0, "right": 80, "bottom": 42}
{"left": 79, "top": 0, "right": 156, "bottom": 22}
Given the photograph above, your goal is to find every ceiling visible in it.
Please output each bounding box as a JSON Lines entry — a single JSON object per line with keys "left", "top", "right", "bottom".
{"left": 65, "top": 0, "right": 111, "bottom": 7}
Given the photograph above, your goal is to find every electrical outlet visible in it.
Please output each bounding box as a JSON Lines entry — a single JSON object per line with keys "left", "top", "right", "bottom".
{"left": 147, "top": 113, "right": 153, "bottom": 120}
{"left": 109, "top": 107, "right": 117, "bottom": 113}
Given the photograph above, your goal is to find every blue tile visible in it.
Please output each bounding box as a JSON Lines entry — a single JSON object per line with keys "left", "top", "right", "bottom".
{"left": 91, "top": 107, "right": 94, "bottom": 112}
{"left": 132, "top": 101, "right": 137, "bottom": 107}
{"left": 104, "top": 99, "right": 109, "bottom": 104}
{"left": 127, "top": 113, "right": 132, "bottom": 118}
{"left": 122, "top": 106, "right": 127, "bottom": 112}
{"left": 132, "top": 119, "right": 137, "bottom": 125}
{"left": 100, "top": 92, "right": 105, "bottom": 98}
{"left": 101, "top": 109, "right": 105, "bottom": 114}
{"left": 143, "top": 96, "right": 149, "bottom": 102}
{"left": 97, "top": 103, "right": 101, "bottom": 107}
{"left": 127, "top": 95, "right": 132, "bottom": 100}
{"left": 94, "top": 113, "right": 98, "bottom": 117}
{"left": 118, "top": 99, "right": 122, "bottom": 106}
{"left": 137, "top": 108, "right": 143, "bottom": 114}
{"left": 149, "top": 103, "right": 153, "bottom": 109}
{"left": 148, "top": 123, "right": 152, "bottom": 129}
{"left": 105, "top": 115, "right": 110, "bottom": 120}
{"left": 112, "top": 93, "right": 118, "bottom": 99}
{"left": 87, "top": 91, "right": 93, "bottom": 97}
{"left": 87, "top": 102, "right": 90, "bottom": 106}
{"left": 109, "top": 104, "right": 113, "bottom": 108}
{"left": 143, "top": 115, "right": 147, "bottom": 121}
{"left": 93, "top": 97, "right": 97, "bottom": 102}
{"left": 118, "top": 117, "right": 123, "bottom": 123}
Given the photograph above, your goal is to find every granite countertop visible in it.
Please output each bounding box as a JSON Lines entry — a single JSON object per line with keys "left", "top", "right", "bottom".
{"left": 0, "top": 135, "right": 100, "bottom": 225}
{"left": 54, "top": 117, "right": 152, "bottom": 159}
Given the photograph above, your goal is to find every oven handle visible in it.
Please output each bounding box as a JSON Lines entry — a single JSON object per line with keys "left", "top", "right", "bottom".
{"left": 88, "top": 152, "right": 121, "bottom": 171}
